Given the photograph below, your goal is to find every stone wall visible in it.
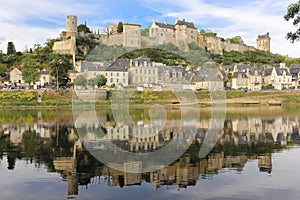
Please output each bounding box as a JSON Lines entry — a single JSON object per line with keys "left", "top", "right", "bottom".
{"left": 53, "top": 38, "right": 76, "bottom": 55}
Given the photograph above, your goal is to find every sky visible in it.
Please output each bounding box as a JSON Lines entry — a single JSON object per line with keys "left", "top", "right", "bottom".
{"left": 0, "top": 0, "right": 299, "bottom": 57}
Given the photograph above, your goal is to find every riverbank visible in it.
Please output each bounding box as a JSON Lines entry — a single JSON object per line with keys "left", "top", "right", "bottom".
{"left": 1, "top": 90, "right": 300, "bottom": 108}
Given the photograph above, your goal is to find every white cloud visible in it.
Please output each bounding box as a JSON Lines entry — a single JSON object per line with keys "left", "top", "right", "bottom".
{"left": 140, "top": 0, "right": 300, "bottom": 57}
{"left": 0, "top": 0, "right": 299, "bottom": 57}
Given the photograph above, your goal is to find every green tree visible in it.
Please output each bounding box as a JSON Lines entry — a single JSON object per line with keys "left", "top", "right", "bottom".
{"left": 22, "top": 130, "right": 41, "bottom": 159}
{"left": 0, "top": 64, "right": 8, "bottom": 78}
{"left": 74, "top": 75, "right": 87, "bottom": 87}
{"left": 0, "top": 50, "right": 3, "bottom": 63}
{"left": 284, "top": 1, "right": 300, "bottom": 42}
{"left": 95, "top": 74, "right": 107, "bottom": 87}
{"left": 78, "top": 24, "right": 91, "bottom": 33}
{"left": 21, "top": 60, "right": 40, "bottom": 85}
{"left": 229, "top": 36, "right": 244, "bottom": 44}
{"left": 49, "top": 53, "right": 72, "bottom": 86}
{"left": 117, "top": 22, "right": 123, "bottom": 33}
{"left": 7, "top": 42, "right": 16, "bottom": 55}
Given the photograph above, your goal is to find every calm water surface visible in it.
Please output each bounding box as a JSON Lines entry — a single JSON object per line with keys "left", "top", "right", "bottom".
{"left": 0, "top": 107, "right": 300, "bottom": 200}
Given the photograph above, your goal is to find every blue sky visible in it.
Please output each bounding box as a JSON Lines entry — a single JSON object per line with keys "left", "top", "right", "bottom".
{"left": 0, "top": 0, "right": 299, "bottom": 57}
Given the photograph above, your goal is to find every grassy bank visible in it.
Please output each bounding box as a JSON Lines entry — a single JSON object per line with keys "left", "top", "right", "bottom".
{"left": 1, "top": 90, "right": 300, "bottom": 108}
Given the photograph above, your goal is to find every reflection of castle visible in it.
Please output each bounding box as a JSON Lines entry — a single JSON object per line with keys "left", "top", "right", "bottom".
{"left": 1, "top": 113, "right": 300, "bottom": 198}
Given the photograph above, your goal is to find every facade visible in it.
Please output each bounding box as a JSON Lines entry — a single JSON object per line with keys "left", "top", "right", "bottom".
{"left": 290, "top": 65, "right": 300, "bottom": 89}
{"left": 39, "top": 70, "right": 51, "bottom": 86}
{"left": 248, "top": 67, "right": 262, "bottom": 91}
{"left": 128, "top": 57, "right": 158, "bottom": 85}
{"left": 123, "top": 24, "right": 141, "bottom": 48}
{"left": 257, "top": 32, "right": 271, "bottom": 52}
{"left": 149, "top": 18, "right": 197, "bottom": 51}
{"left": 231, "top": 71, "right": 248, "bottom": 90}
{"left": 9, "top": 68, "right": 24, "bottom": 85}
{"left": 105, "top": 58, "right": 129, "bottom": 86}
{"left": 80, "top": 61, "right": 107, "bottom": 80}
{"left": 159, "top": 66, "right": 184, "bottom": 84}
{"left": 269, "top": 64, "right": 292, "bottom": 90}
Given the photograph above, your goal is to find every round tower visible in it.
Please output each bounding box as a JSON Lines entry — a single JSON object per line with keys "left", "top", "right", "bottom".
{"left": 66, "top": 15, "right": 78, "bottom": 37}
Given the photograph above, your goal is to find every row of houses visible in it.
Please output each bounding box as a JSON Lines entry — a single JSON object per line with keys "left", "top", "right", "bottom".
{"left": 228, "top": 63, "right": 300, "bottom": 91}
{"left": 74, "top": 57, "right": 300, "bottom": 91}
{"left": 73, "top": 57, "right": 224, "bottom": 91}
{"left": 7, "top": 57, "right": 300, "bottom": 91}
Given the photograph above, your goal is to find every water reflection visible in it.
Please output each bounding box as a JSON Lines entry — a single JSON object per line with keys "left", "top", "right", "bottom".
{"left": 0, "top": 108, "right": 300, "bottom": 199}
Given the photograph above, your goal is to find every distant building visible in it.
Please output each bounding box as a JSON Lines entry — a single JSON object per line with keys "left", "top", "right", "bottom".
{"left": 9, "top": 68, "right": 24, "bottom": 85}
{"left": 105, "top": 58, "right": 129, "bottom": 86}
{"left": 290, "top": 65, "right": 300, "bottom": 89}
{"left": 128, "top": 57, "right": 158, "bottom": 85}
{"left": 257, "top": 32, "right": 271, "bottom": 52}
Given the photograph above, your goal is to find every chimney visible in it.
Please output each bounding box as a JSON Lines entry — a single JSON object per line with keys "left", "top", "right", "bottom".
{"left": 164, "top": 20, "right": 167, "bottom": 25}
{"left": 175, "top": 17, "right": 179, "bottom": 24}
{"left": 152, "top": 18, "right": 156, "bottom": 24}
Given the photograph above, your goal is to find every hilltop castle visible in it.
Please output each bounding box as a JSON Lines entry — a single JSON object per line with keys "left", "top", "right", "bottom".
{"left": 53, "top": 15, "right": 270, "bottom": 57}
{"left": 257, "top": 32, "right": 271, "bottom": 52}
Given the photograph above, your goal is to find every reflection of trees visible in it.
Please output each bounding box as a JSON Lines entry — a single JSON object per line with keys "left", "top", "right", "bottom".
{"left": 22, "top": 130, "right": 41, "bottom": 159}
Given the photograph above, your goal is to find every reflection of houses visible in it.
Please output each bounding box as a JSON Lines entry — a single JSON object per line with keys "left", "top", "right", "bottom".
{"left": 258, "top": 154, "right": 272, "bottom": 173}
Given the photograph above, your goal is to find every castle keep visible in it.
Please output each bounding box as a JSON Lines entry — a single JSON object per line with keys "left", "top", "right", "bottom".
{"left": 257, "top": 32, "right": 271, "bottom": 52}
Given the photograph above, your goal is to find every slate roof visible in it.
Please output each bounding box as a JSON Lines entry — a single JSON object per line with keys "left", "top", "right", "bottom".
{"left": 275, "top": 67, "right": 291, "bottom": 76}
{"left": 232, "top": 72, "right": 248, "bottom": 79}
{"left": 81, "top": 62, "right": 108, "bottom": 72}
{"left": 249, "top": 67, "right": 262, "bottom": 76}
{"left": 136, "top": 56, "right": 152, "bottom": 65}
{"left": 262, "top": 68, "right": 273, "bottom": 76}
{"left": 237, "top": 64, "right": 250, "bottom": 72}
{"left": 105, "top": 58, "right": 129, "bottom": 72}
{"left": 175, "top": 19, "right": 196, "bottom": 29}
{"left": 258, "top": 32, "right": 270, "bottom": 39}
{"left": 154, "top": 22, "right": 175, "bottom": 29}
{"left": 290, "top": 65, "right": 300, "bottom": 75}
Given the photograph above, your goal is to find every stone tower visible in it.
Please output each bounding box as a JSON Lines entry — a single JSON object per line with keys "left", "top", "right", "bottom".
{"left": 257, "top": 32, "right": 270, "bottom": 52}
{"left": 66, "top": 15, "right": 78, "bottom": 38}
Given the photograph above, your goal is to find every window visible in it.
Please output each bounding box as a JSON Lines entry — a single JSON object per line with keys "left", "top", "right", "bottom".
{"left": 110, "top": 78, "right": 113, "bottom": 83}
{"left": 123, "top": 72, "right": 125, "bottom": 77}
{"left": 123, "top": 79, "right": 126, "bottom": 83}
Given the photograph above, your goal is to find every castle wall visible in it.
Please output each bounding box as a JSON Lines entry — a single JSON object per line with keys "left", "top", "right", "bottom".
{"left": 123, "top": 24, "right": 141, "bottom": 48}
{"left": 53, "top": 37, "right": 76, "bottom": 55}
{"left": 102, "top": 33, "right": 123, "bottom": 46}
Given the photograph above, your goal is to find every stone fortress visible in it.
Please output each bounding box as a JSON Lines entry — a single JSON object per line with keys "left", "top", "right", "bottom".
{"left": 53, "top": 15, "right": 271, "bottom": 57}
